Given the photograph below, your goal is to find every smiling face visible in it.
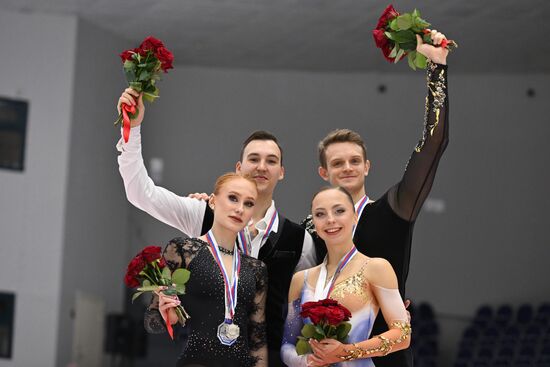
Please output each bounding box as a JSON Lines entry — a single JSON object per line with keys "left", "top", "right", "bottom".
{"left": 236, "top": 139, "right": 285, "bottom": 195}
{"left": 210, "top": 176, "right": 258, "bottom": 233}
{"left": 311, "top": 188, "right": 357, "bottom": 246}
{"left": 318, "top": 142, "right": 370, "bottom": 198}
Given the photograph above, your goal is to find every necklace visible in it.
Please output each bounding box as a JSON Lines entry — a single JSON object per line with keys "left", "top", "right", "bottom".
{"left": 218, "top": 246, "right": 234, "bottom": 256}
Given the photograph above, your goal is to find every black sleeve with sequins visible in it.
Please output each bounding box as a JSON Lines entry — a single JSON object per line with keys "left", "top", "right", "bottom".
{"left": 387, "top": 62, "right": 449, "bottom": 222}
{"left": 143, "top": 237, "right": 201, "bottom": 334}
{"left": 247, "top": 259, "right": 268, "bottom": 366}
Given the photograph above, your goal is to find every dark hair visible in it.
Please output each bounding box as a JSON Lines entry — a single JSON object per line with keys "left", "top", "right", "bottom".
{"left": 311, "top": 186, "right": 355, "bottom": 211}
{"left": 318, "top": 129, "right": 367, "bottom": 168}
{"left": 240, "top": 130, "right": 284, "bottom": 165}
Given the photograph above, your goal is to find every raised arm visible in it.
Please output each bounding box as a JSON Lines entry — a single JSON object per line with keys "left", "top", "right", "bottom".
{"left": 388, "top": 30, "right": 450, "bottom": 222}
{"left": 248, "top": 260, "right": 268, "bottom": 367}
{"left": 116, "top": 88, "right": 206, "bottom": 237}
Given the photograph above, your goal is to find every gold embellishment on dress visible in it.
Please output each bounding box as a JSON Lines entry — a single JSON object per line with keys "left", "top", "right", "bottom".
{"left": 390, "top": 321, "right": 412, "bottom": 344}
{"left": 330, "top": 271, "right": 370, "bottom": 303}
{"left": 339, "top": 322, "right": 411, "bottom": 361}
{"left": 415, "top": 61, "right": 446, "bottom": 152}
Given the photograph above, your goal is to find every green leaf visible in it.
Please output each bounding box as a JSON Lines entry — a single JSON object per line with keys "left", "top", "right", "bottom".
{"left": 314, "top": 325, "right": 326, "bottom": 338}
{"left": 138, "top": 70, "right": 151, "bottom": 82}
{"left": 389, "top": 18, "right": 399, "bottom": 31}
{"left": 123, "top": 60, "right": 135, "bottom": 70}
{"left": 143, "top": 279, "right": 151, "bottom": 287}
{"left": 412, "top": 9, "right": 421, "bottom": 18}
{"left": 176, "top": 284, "right": 186, "bottom": 295}
{"left": 301, "top": 324, "right": 316, "bottom": 338}
{"left": 414, "top": 17, "right": 430, "bottom": 29}
{"left": 415, "top": 52, "right": 428, "bottom": 69}
{"left": 391, "top": 30, "right": 416, "bottom": 44}
{"left": 131, "top": 291, "right": 144, "bottom": 303}
{"left": 143, "top": 93, "right": 158, "bottom": 103}
{"left": 163, "top": 288, "right": 177, "bottom": 296}
{"left": 389, "top": 44, "right": 399, "bottom": 59}
{"left": 400, "top": 41, "right": 416, "bottom": 51}
{"left": 129, "top": 82, "right": 142, "bottom": 92}
{"left": 408, "top": 52, "right": 417, "bottom": 71}
{"left": 384, "top": 31, "right": 396, "bottom": 41}
{"left": 296, "top": 339, "right": 311, "bottom": 355}
{"left": 162, "top": 266, "right": 172, "bottom": 281}
{"left": 394, "top": 49, "right": 405, "bottom": 63}
{"left": 396, "top": 14, "right": 413, "bottom": 30}
{"left": 336, "top": 322, "right": 352, "bottom": 339}
{"left": 137, "top": 285, "right": 158, "bottom": 292}
{"left": 172, "top": 268, "right": 191, "bottom": 285}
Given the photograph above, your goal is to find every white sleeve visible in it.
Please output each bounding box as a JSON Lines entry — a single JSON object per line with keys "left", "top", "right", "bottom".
{"left": 116, "top": 126, "right": 206, "bottom": 237}
{"left": 371, "top": 285, "right": 409, "bottom": 325}
{"left": 293, "top": 231, "right": 316, "bottom": 273}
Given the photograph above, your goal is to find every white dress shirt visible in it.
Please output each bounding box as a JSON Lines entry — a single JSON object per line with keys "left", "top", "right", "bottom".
{"left": 117, "top": 126, "right": 316, "bottom": 272}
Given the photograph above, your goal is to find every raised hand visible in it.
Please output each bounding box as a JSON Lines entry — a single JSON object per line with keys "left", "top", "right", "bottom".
{"left": 117, "top": 87, "right": 145, "bottom": 127}
{"left": 416, "top": 29, "right": 449, "bottom": 65}
{"left": 187, "top": 192, "right": 210, "bottom": 201}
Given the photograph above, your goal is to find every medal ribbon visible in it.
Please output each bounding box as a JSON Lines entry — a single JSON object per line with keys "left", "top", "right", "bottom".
{"left": 352, "top": 195, "right": 369, "bottom": 236}
{"left": 314, "top": 245, "right": 358, "bottom": 300}
{"left": 206, "top": 231, "right": 241, "bottom": 321}
{"left": 237, "top": 210, "right": 278, "bottom": 256}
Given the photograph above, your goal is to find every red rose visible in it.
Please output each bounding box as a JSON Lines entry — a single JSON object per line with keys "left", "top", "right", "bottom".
{"left": 140, "top": 246, "right": 162, "bottom": 263}
{"left": 156, "top": 47, "right": 174, "bottom": 72}
{"left": 124, "top": 273, "right": 140, "bottom": 288}
{"left": 301, "top": 305, "right": 326, "bottom": 324}
{"left": 372, "top": 29, "right": 388, "bottom": 49}
{"left": 126, "top": 256, "right": 146, "bottom": 276}
{"left": 325, "top": 306, "right": 346, "bottom": 325}
{"left": 376, "top": 4, "right": 399, "bottom": 29}
{"left": 140, "top": 36, "right": 165, "bottom": 53}
{"left": 119, "top": 49, "right": 135, "bottom": 62}
{"left": 319, "top": 299, "right": 338, "bottom": 307}
{"left": 373, "top": 29, "right": 395, "bottom": 62}
{"left": 158, "top": 257, "right": 166, "bottom": 268}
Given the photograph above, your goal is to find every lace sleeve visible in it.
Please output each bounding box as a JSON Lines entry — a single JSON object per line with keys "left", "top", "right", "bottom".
{"left": 388, "top": 62, "right": 449, "bottom": 221}
{"left": 143, "top": 237, "right": 202, "bottom": 334}
{"left": 247, "top": 259, "right": 268, "bottom": 366}
{"left": 280, "top": 298, "right": 309, "bottom": 367}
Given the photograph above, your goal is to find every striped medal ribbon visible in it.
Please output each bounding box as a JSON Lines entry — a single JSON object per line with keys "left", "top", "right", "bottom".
{"left": 206, "top": 230, "right": 241, "bottom": 345}
{"left": 237, "top": 210, "right": 278, "bottom": 256}
{"left": 314, "top": 245, "right": 358, "bottom": 300}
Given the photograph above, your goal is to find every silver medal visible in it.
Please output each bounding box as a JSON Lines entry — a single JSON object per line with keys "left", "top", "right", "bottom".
{"left": 217, "top": 321, "right": 240, "bottom": 346}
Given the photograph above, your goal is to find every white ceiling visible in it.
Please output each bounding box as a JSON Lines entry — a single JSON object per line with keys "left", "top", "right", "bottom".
{"left": 2, "top": 0, "right": 549, "bottom": 73}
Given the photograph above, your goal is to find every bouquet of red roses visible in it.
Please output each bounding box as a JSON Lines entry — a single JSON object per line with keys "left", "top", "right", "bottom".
{"left": 295, "top": 299, "right": 352, "bottom": 355}
{"left": 372, "top": 5, "right": 457, "bottom": 70}
{"left": 115, "top": 36, "right": 174, "bottom": 142}
{"left": 124, "top": 245, "right": 190, "bottom": 339}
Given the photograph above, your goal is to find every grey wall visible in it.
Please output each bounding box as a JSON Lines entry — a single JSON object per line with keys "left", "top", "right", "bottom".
{"left": 130, "top": 66, "right": 550, "bottom": 363}
{"left": 0, "top": 8, "right": 548, "bottom": 365}
{"left": 0, "top": 10, "right": 77, "bottom": 367}
{"left": 56, "top": 19, "right": 129, "bottom": 367}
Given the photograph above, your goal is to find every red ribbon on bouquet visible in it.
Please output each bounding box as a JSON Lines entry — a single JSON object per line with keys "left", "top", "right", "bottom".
{"left": 121, "top": 103, "right": 135, "bottom": 143}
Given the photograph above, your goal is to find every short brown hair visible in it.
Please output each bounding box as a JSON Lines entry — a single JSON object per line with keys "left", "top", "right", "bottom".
{"left": 240, "top": 130, "right": 284, "bottom": 165}
{"left": 213, "top": 172, "right": 257, "bottom": 195}
{"left": 318, "top": 129, "right": 367, "bottom": 168}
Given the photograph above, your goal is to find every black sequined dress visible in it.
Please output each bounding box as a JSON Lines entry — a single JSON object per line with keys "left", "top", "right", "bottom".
{"left": 144, "top": 237, "right": 268, "bottom": 367}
